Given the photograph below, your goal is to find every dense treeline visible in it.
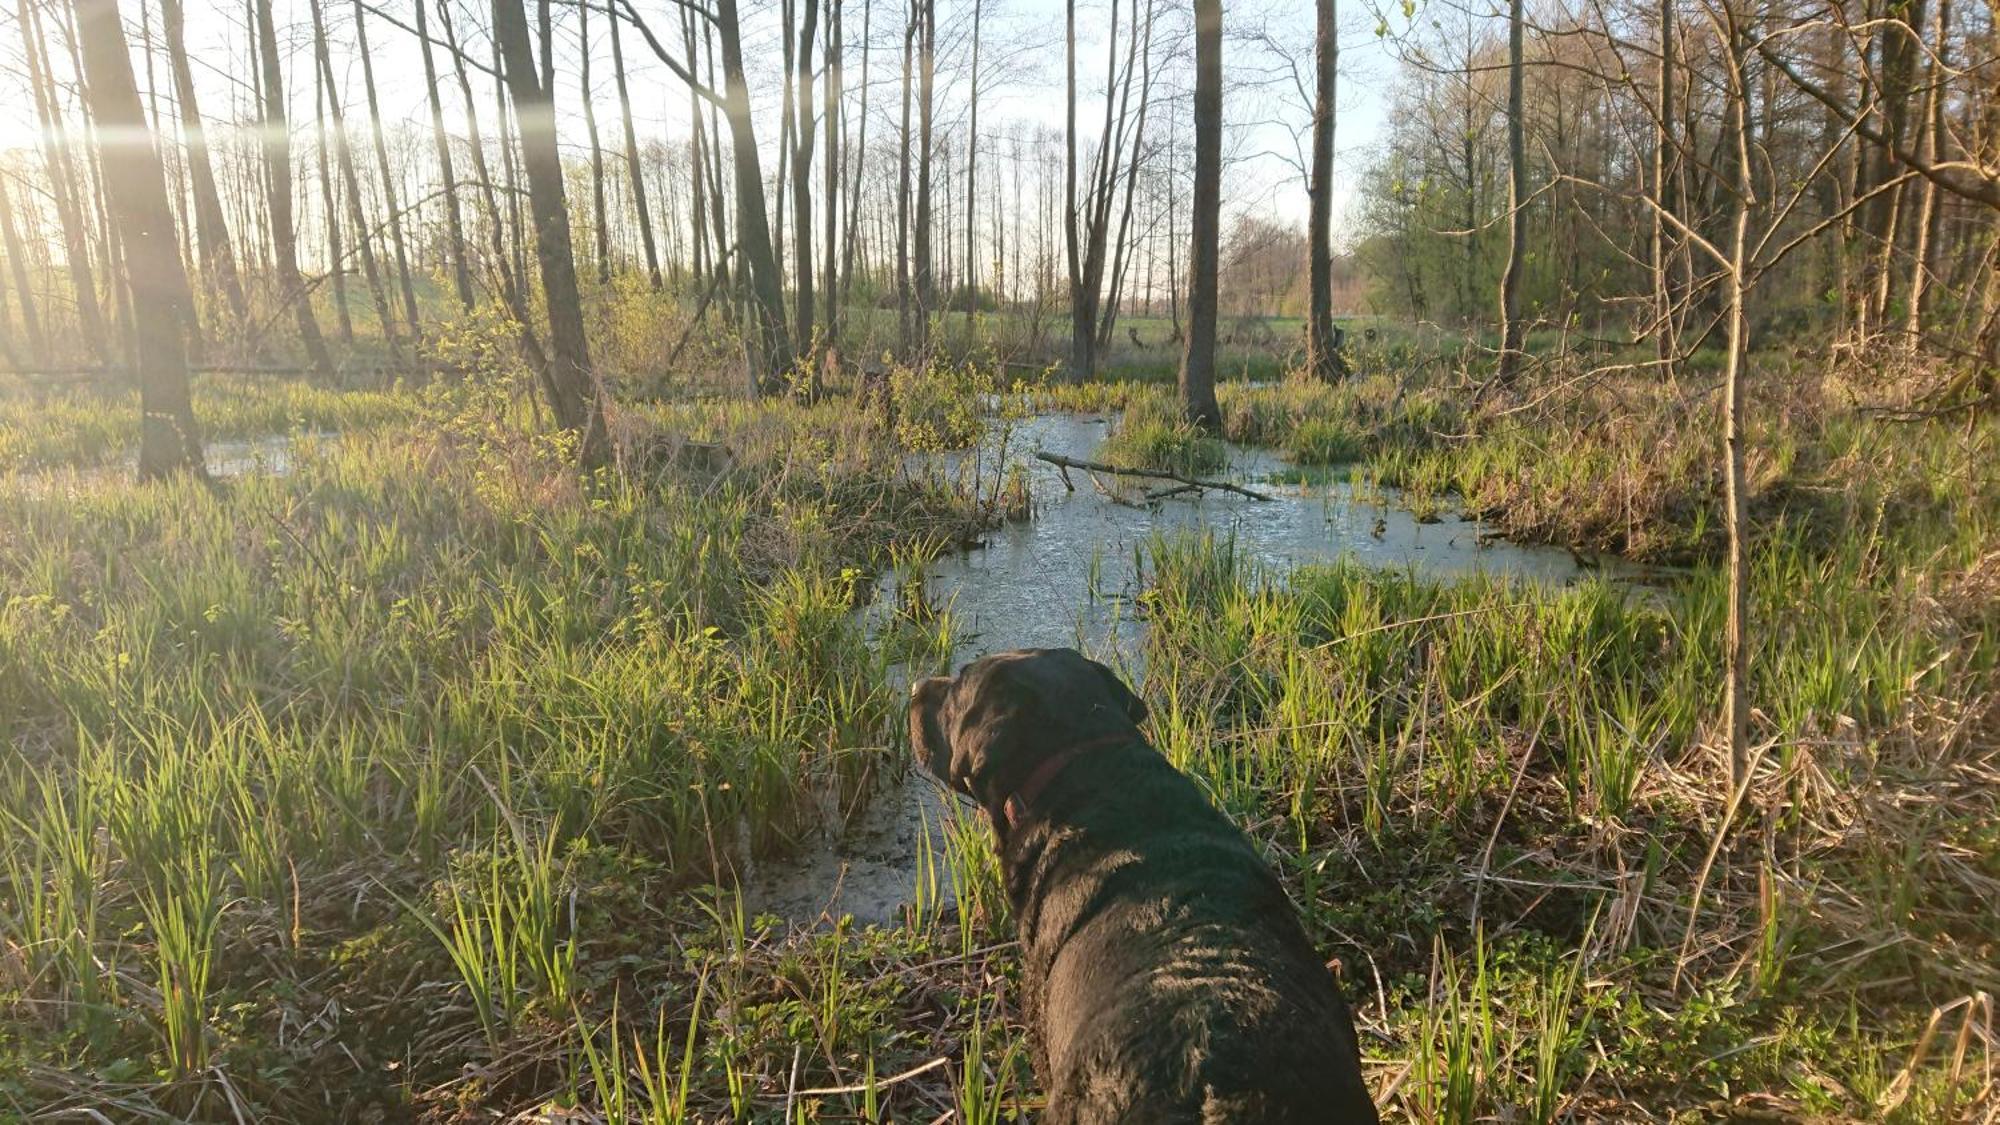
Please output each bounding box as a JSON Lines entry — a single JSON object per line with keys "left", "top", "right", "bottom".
{"left": 0, "top": 0, "right": 1993, "bottom": 436}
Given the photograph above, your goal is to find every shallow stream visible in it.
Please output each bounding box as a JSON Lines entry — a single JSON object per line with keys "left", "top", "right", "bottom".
{"left": 739, "top": 412, "right": 1635, "bottom": 926}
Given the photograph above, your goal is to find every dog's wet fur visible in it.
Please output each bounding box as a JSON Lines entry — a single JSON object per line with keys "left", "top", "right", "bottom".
{"left": 910, "top": 648, "right": 1379, "bottom": 1124}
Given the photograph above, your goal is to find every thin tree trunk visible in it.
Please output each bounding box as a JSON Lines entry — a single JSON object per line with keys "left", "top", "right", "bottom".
{"left": 896, "top": 5, "right": 914, "bottom": 356}
{"left": 963, "top": 0, "right": 981, "bottom": 336}
{"left": 1180, "top": 0, "right": 1221, "bottom": 428}
{"left": 440, "top": 0, "right": 547, "bottom": 371}
{"left": 0, "top": 178, "right": 48, "bottom": 363}
{"left": 353, "top": 0, "right": 421, "bottom": 332}
{"left": 21, "top": 0, "right": 110, "bottom": 362}
{"left": 1721, "top": 13, "right": 1753, "bottom": 784}
{"left": 416, "top": 0, "right": 475, "bottom": 309}
{"left": 493, "top": 0, "right": 609, "bottom": 458}
{"left": 912, "top": 0, "right": 935, "bottom": 353}
{"left": 255, "top": 0, "right": 335, "bottom": 376}
{"left": 1904, "top": 0, "right": 1949, "bottom": 345}
{"left": 822, "top": 0, "right": 842, "bottom": 343}
{"left": 1064, "top": 0, "right": 1089, "bottom": 378}
{"left": 580, "top": 0, "right": 611, "bottom": 282}
{"left": 160, "top": 0, "right": 248, "bottom": 326}
{"left": 1652, "top": 0, "right": 1677, "bottom": 369}
{"left": 1306, "top": 0, "right": 1346, "bottom": 381}
{"left": 791, "top": 0, "right": 820, "bottom": 355}
{"left": 1097, "top": 0, "right": 1157, "bottom": 354}
{"left": 74, "top": 0, "right": 204, "bottom": 476}
{"left": 314, "top": 63, "right": 353, "bottom": 345}
{"left": 609, "top": 8, "right": 662, "bottom": 288}
{"left": 311, "top": 0, "right": 400, "bottom": 354}
{"left": 844, "top": 0, "right": 876, "bottom": 310}
{"left": 715, "top": 0, "right": 796, "bottom": 389}
{"left": 1496, "top": 0, "right": 1527, "bottom": 382}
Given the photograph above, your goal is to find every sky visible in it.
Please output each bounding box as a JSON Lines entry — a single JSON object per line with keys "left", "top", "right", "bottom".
{"left": 0, "top": 0, "right": 1404, "bottom": 244}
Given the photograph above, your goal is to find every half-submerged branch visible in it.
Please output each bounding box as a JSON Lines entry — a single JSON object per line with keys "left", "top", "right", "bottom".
{"left": 1034, "top": 450, "right": 1274, "bottom": 501}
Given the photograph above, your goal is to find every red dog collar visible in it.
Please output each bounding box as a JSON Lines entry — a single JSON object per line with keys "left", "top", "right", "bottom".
{"left": 1000, "top": 731, "right": 1140, "bottom": 829}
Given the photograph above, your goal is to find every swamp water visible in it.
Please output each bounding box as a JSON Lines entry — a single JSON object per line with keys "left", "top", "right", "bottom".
{"left": 739, "top": 412, "right": 1638, "bottom": 926}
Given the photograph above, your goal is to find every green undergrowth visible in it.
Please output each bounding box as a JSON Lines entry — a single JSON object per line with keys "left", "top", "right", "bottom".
{"left": 1134, "top": 513, "right": 1997, "bottom": 1121}
{"left": 3, "top": 352, "right": 1996, "bottom": 1120}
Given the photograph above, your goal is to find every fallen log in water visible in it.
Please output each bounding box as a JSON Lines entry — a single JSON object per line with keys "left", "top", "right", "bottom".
{"left": 1034, "top": 450, "right": 1274, "bottom": 501}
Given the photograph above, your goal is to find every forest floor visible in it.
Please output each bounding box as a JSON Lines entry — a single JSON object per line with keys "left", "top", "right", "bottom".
{"left": 1, "top": 346, "right": 1996, "bottom": 1122}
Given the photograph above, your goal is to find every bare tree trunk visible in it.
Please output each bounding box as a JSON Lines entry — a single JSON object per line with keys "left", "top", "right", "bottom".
{"left": 790, "top": 0, "right": 820, "bottom": 357}
{"left": 1652, "top": 0, "right": 1678, "bottom": 370}
{"left": 439, "top": 0, "right": 547, "bottom": 373}
{"left": 1062, "top": 0, "right": 1096, "bottom": 379}
{"left": 1306, "top": 0, "right": 1346, "bottom": 381}
{"left": 0, "top": 180, "right": 48, "bottom": 363}
{"left": 1904, "top": 0, "right": 1949, "bottom": 345}
{"left": 822, "top": 0, "right": 842, "bottom": 344}
{"left": 897, "top": 5, "right": 914, "bottom": 356}
{"left": 254, "top": 0, "right": 335, "bottom": 376}
{"left": 1096, "top": 0, "right": 1158, "bottom": 355}
{"left": 160, "top": 0, "right": 248, "bottom": 327}
{"left": 580, "top": 0, "right": 612, "bottom": 282}
{"left": 1496, "top": 0, "right": 1527, "bottom": 382}
{"left": 496, "top": 36, "right": 526, "bottom": 290}
{"left": 416, "top": 0, "right": 475, "bottom": 310}
{"left": 963, "top": 0, "right": 981, "bottom": 337}
{"left": 840, "top": 0, "right": 869, "bottom": 310}
{"left": 493, "top": 0, "right": 609, "bottom": 458}
{"left": 21, "top": 0, "right": 110, "bottom": 363}
{"left": 1180, "top": 0, "right": 1221, "bottom": 428}
{"left": 1721, "top": 11, "right": 1753, "bottom": 785}
{"left": 912, "top": 0, "right": 935, "bottom": 353}
{"left": 609, "top": 8, "right": 663, "bottom": 289}
{"left": 311, "top": 0, "right": 401, "bottom": 355}
{"left": 74, "top": 0, "right": 204, "bottom": 477}
{"left": 353, "top": 0, "right": 421, "bottom": 333}
{"left": 314, "top": 64, "right": 354, "bottom": 346}
{"left": 715, "top": 0, "right": 796, "bottom": 390}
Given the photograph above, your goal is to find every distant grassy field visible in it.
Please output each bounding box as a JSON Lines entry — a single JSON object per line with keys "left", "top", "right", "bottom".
{"left": 1, "top": 345, "right": 1995, "bottom": 1120}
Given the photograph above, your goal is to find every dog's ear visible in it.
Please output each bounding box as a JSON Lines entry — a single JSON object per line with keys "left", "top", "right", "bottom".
{"left": 1090, "top": 659, "right": 1148, "bottom": 726}
{"left": 908, "top": 677, "right": 958, "bottom": 786}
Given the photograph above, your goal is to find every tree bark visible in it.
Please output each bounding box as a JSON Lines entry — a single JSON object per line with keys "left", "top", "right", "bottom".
{"left": 1904, "top": 0, "right": 1949, "bottom": 345}
{"left": 822, "top": 0, "right": 842, "bottom": 344}
{"left": 493, "top": 0, "right": 609, "bottom": 457}
{"left": 415, "top": 0, "right": 476, "bottom": 310}
{"left": 1179, "top": 0, "right": 1221, "bottom": 429}
{"left": 580, "top": 0, "right": 612, "bottom": 282}
{"left": 0, "top": 179, "right": 48, "bottom": 363}
{"left": 1496, "top": 0, "right": 1527, "bottom": 382}
{"left": 1721, "top": 13, "right": 1753, "bottom": 785}
{"left": 1651, "top": 0, "right": 1678, "bottom": 370}
{"left": 353, "top": 0, "right": 422, "bottom": 333}
{"left": 74, "top": 0, "right": 204, "bottom": 477}
{"left": 963, "top": 0, "right": 981, "bottom": 337}
{"left": 313, "top": 60, "right": 354, "bottom": 345}
{"left": 912, "top": 0, "right": 935, "bottom": 353}
{"left": 1305, "top": 0, "right": 1346, "bottom": 381}
{"left": 311, "top": 0, "right": 401, "bottom": 354}
{"left": 159, "top": 0, "right": 248, "bottom": 326}
{"left": 609, "top": 8, "right": 663, "bottom": 289}
{"left": 254, "top": 0, "right": 336, "bottom": 376}
{"left": 714, "top": 0, "right": 796, "bottom": 391}
{"left": 21, "top": 0, "right": 110, "bottom": 363}
{"left": 790, "top": 0, "right": 819, "bottom": 356}
{"left": 896, "top": 4, "right": 914, "bottom": 356}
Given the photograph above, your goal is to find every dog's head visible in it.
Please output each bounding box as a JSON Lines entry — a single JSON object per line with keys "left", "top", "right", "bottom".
{"left": 908, "top": 648, "right": 1148, "bottom": 812}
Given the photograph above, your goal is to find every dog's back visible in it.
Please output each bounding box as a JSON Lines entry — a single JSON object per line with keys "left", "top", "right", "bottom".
{"left": 1006, "top": 747, "right": 1378, "bottom": 1124}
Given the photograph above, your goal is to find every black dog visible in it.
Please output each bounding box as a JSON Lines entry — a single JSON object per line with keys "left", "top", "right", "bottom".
{"left": 910, "top": 648, "right": 1379, "bottom": 1124}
